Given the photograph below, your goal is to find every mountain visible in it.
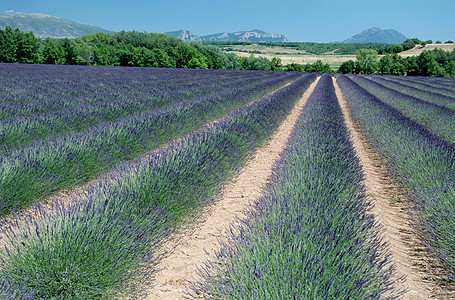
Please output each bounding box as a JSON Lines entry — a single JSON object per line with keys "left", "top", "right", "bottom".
{"left": 343, "top": 27, "right": 408, "bottom": 44}
{"left": 165, "top": 30, "right": 202, "bottom": 41}
{"left": 0, "top": 11, "right": 115, "bottom": 38}
{"left": 165, "top": 29, "right": 288, "bottom": 43}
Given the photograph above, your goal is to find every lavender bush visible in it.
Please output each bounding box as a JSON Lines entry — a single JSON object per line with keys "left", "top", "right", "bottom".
{"left": 0, "top": 65, "right": 302, "bottom": 215}
{"left": 0, "top": 64, "right": 282, "bottom": 149}
{"left": 347, "top": 74, "right": 455, "bottom": 144}
{"left": 0, "top": 74, "right": 317, "bottom": 298}
{"left": 337, "top": 74, "right": 455, "bottom": 288}
{"left": 370, "top": 74, "right": 455, "bottom": 102}
{"left": 192, "top": 74, "right": 397, "bottom": 299}
{"left": 362, "top": 74, "right": 455, "bottom": 109}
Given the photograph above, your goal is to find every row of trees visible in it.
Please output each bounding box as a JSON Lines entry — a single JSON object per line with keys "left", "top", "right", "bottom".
{"left": 0, "top": 26, "right": 336, "bottom": 73}
{"left": 208, "top": 41, "right": 396, "bottom": 55}
{"left": 339, "top": 48, "right": 455, "bottom": 77}
{"left": 1, "top": 26, "right": 454, "bottom": 76}
{"left": 0, "top": 27, "right": 282, "bottom": 71}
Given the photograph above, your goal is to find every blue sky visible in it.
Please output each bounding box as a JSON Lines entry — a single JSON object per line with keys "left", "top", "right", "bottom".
{"left": 1, "top": 0, "right": 454, "bottom": 42}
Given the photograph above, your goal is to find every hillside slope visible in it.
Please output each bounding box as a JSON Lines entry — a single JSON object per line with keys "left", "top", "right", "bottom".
{"left": 343, "top": 27, "right": 407, "bottom": 44}
{"left": 0, "top": 12, "right": 115, "bottom": 38}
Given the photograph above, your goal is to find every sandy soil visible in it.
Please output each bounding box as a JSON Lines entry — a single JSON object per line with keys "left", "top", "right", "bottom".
{"left": 333, "top": 77, "right": 444, "bottom": 299}
{"left": 145, "top": 77, "right": 320, "bottom": 300}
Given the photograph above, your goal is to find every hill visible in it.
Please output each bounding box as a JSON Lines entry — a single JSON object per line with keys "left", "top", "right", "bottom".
{"left": 165, "top": 30, "right": 202, "bottom": 41}
{"left": 399, "top": 43, "right": 455, "bottom": 57}
{"left": 343, "top": 27, "right": 407, "bottom": 44}
{"left": 165, "top": 29, "right": 288, "bottom": 43}
{"left": 0, "top": 11, "right": 115, "bottom": 38}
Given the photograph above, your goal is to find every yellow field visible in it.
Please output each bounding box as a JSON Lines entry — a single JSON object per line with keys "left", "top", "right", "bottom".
{"left": 226, "top": 50, "right": 355, "bottom": 70}
{"left": 223, "top": 43, "right": 455, "bottom": 71}
{"left": 399, "top": 43, "right": 455, "bottom": 57}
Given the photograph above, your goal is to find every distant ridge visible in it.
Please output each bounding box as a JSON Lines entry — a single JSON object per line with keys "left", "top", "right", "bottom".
{"left": 165, "top": 30, "right": 202, "bottom": 41}
{"left": 165, "top": 29, "right": 288, "bottom": 43}
{"left": 0, "top": 11, "right": 115, "bottom": 38}
{"left": 343, "top": 27, "right": 408, "bottom": 44}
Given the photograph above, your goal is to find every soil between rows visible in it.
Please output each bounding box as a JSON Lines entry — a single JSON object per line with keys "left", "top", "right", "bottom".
{"left": 145, "top": 77, "right": 321, "bottom": 299}
{"left": 1, "top": 75, "right": 446, "bottom": 299}
{"left": 148, "top": 77, "right": 445, "bottom": 300}
{"left": 333, "top": 77, "right": 441, "bottom": 299}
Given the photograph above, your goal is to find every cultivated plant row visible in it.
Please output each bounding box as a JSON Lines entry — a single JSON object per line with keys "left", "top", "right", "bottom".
{"left": 366, "top": 74, "right": 455, "bottom": 103}
{"left": 0, "top": 64, "right": 283, "bottom": 150}
{"left": 0, "top": 66, "right": 302, "bottom": 215}
{"left": 192, "top": 74, "right": 396, "bottom": 299}
{"left": 346, "top": 74, "right": 455, "bottom": 144}
{"left": 337, "top": 74, "right": 455, "bottom": 288}
{"left": 0, "top": 73, "right": 317, "bottom": 299}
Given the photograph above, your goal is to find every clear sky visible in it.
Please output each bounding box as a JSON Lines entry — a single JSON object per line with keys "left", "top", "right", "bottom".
{"left": 1, "top": 0, "right": 454, "bottom": 42}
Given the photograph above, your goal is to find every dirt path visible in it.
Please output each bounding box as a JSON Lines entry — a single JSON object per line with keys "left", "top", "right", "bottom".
{"left": 145, "top": 77, "right": 320, "bottom": 299}
{"left": 333, "top": 77, "right": 439, "bottom": 299}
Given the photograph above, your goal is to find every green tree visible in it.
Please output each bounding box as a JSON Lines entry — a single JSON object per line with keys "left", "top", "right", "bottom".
{"left": 402, "top": 39, "right": 417, "bottom": 51}
{"left": 304, "top": 60, "right": 332, "bottom": 73}
{"left": 378, "top": 55, "right": 394, "bottom": 74}
{"left": 284, "top": 63, "right": 305, "bottom": 72}
{"left": 271, "top": 57, "right": 282, "bottom": 71}
{"left": 92, "top": 44, "right": 121, "bottom": 66}
{"left": 338, "top": 60, "right": 356, "bottom": 74}
{"left": 0, "top": 26, "right": 18, "bottom": 62}
{"left": 41, "top": 38, "right": 63, "bottom": 64}
{"left": 16, "top": 31, "right": 39, "bottom": 63}
{"left": 75, "top": 41, "right": 94, "bottom": 65}
{"left": 445, "top": 61, "right": 455, "bottom": 77}
{"left": 61, "top": 38, "right": 78, "bottom": 65}
{"left": 356, "top": 49, "right": 378, "bottom": 74}
{"left": 417, "top": 50, "right": 444, "bottom": 76}
{"left": 188, "top": 57, "right": 208, "bottom": 69}
{"left": 405, "top": 56, "right": 420, "bottom": 76}
{"left": 223, "top": 53, "right": 241, "bottom": 69}
{"left": 174, "top": 43, "right": 207, "bottom": 68}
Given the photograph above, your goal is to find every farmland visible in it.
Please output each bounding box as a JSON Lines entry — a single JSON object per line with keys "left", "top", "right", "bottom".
{"left": 0, "top": 63, "right": 454, "bottom": 299}
{"left": 224, "top": 46, "right": 356, "bottom": 70}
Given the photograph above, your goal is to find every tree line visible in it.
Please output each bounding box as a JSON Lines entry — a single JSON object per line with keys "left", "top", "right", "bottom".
{"left": 339, "top": 48, "right": 455, "bottom": 77}
{"left": 1, "top": 26, "right": 332, "bottom": 72}
{"left": 1, "top": 26, "right": 453, "bottom": 76}
{"left": 206, "top": 41, "right": 396, "bottom": 55}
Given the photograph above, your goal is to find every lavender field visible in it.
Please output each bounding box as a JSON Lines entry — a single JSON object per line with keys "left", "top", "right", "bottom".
{"left": 0, "top": 64, "right": 454, "bottom": 299}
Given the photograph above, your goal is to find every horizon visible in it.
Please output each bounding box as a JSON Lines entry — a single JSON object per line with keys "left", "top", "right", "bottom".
{"left": 1, "top": 0, "right": 454, "bottom": 43}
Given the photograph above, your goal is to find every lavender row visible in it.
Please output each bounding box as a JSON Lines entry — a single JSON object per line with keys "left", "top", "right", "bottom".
{"left": 337, "top": 74, "right": 455, "bottom": 287}
{"left": 192, "top": 74, "right": 396, "bottom": 299}
{"left": 0, "top": 71, "right": 302, "bottom": 215}
{"left": 0, "top": 69, "right": 286, "bottom": 150}
{"left": 347, "top": 74, "right": 455, "bottom": 144}
{"left": 0, "top": 74, "right": 317, "bottom": 299}
{"left": 0, "top": 64, "right": 274, "bottom": 119}
{"left": 372, "top": 75, "right": 455, "bottom": 101}
{"left": 361, "top": 74, "right": 455, "bottom": 109}
{"left": 400, "top": 75, "right": 455, "bottom": 90}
